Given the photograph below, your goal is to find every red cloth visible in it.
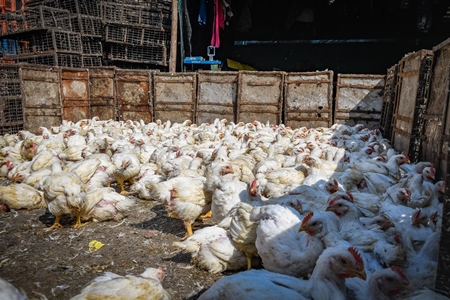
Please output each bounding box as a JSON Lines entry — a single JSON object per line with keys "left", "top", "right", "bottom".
{"left": 211, "top": 0, "right": 225, "bottom": 48}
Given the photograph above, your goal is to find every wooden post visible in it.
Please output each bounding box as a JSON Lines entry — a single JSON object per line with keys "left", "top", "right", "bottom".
{"left": 169, "top": 0, "right": 178, "bottom": 72}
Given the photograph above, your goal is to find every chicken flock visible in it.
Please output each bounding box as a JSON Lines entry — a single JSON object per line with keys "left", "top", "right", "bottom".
{"left": 0, "top": 117, "right": 448, "bottom": 300}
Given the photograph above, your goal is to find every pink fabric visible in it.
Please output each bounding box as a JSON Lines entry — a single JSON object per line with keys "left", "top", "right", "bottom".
{"left": 211, "top": 0, "right": 225, "bottom": 48}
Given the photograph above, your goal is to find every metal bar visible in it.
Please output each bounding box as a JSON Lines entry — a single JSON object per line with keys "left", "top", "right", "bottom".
{"left": 169, "top": 0, "right": 178, "bottom": 72}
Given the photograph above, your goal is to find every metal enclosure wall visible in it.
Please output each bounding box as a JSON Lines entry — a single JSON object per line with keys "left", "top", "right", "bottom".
{"left": 379, "top": 64, "right": 398, "bottom": 141}
{"left": 284, "top": 71, "right": 333, "bottom": 128}
{"left": 335, "top": 74, "right": 385, "bottom": 129}
{"left": 21, "top": 65, "right": 62, "bottom": 133}
{"left": 391, "top": 50, "right": 433, "bottom": 162}
{"left": 116, "top": 69, "right": 152, "bottom": 123}
{"left": 89, "top": 67, "right": 116, "bottom": 120}
{"left": 153, "top": 73, "right": 196, "bottom": 123}
{"left": 60, "top": 67, "right": 89, "bottom": 122}
{"left": 237, "top": 71, "right": 283, "bottom": 125}
{"left": 196, "top": 71, "right": 238, "bottom": 124}
{"left": 425, "top": 37, "right": 450, "bottom": 297}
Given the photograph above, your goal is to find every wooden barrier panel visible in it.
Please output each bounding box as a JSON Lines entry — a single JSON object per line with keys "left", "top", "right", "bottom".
{"left": 284, "top": 71, "right": 333, "bottom": 129}
{"left": 424, "top": 37, "right": 450, "bottom": 297}
{"left": 379, "top": 64, "right": 398, "bottom": 141}
{"left": 116, "top": 69, "right": 152, "bottom": 123}
{"left": 391, "top": 50, "right": 433, "bottom": 162}
{"left": 89, "top": 67, "right": 116, "bottom": 120}
{"left": 153, "top": 73, "right": 196, "bottom": 123}
{"left": 237, "top": 71, "right": 283, "bottom": 125}
{"left": 60, "top": 67, "right": 89, "bottom": 122}
{"left": 335, "top": 74, "right": 384, "bottom": 129}
{"left": 196, "top": 71, "right": 238, "bottom": 124}
{"left": 20, "top": 65, "right": 62, "bottom": 133}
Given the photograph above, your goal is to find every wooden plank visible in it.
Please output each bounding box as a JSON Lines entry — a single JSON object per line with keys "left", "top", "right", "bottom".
{"left": 335, "top": 74, "right": 385, "bottom": 129}
{"left": 284, "top": 71, "right": 333, "bottom": 129}
{"left": 237, "top": 71, "right": 283, "bottom": 125}
{"left": 196, "top": 71, "right": 238, "bottom": 124}
{"left": 379, "top": 64, "right": 398, "bottom": 140}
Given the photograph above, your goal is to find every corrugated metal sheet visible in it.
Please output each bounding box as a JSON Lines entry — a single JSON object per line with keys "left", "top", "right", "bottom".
{"left": 335, "top": 74, "right": 385, "bottom": 129}
{"left": 116, "top": 69, "right": 152, "bottom": 123}
{"left": 196, "top": 71, "right": 238, "bottom": 124}
{"left": 284, "top": 71, "right": 333, "bottom": 129}
{"left": 379, "top": 64, "right": 398, "bottom": 141}
{"left": 237, "top": 71, "right": 283, "bottom": 125}
{"left": 391, "top": 50, "right": 433, "bottom": 162}
{"left": 89, "top": 67, "right": 116, "bottom": 120}
{"left": 20, "top": 65, "right": 62, "bottom": 133}
{"left": 60, "top": 67, "right": 89, "bottom": 122}
{"left": 426, "top": 37, "right": 450, "bottom": 298}
{"left": 153, "top": 73, "right": 196, "bottom": 123}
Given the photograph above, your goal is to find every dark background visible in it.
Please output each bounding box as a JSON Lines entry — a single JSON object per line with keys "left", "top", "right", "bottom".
{"left": 179, "top": 0, "right": 450, "bottom": 74}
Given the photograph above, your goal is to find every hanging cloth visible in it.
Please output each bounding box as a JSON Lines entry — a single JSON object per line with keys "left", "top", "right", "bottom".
{"left": 211, "top": 0, "right": 225, "bottom": 48}
{"left": 198, "top": 0, "right": 207, "bottom": 25}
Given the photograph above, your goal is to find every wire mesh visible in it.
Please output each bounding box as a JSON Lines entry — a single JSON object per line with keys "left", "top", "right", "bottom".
{"left": 81, "top": 36, "right": 102, "bottom": 55}
{"left": 50, "top": 0, "right": 100, "bottom": 17}
{"left": 106, "top": 43, "right": 167, "bottom": 66}
{"left": 12, "top": 29, "right": 82, "bottom": 55}
{"left": 71, "top": 14, "right": 103, "bottom": 37}
{"left": 16, "top": 52, "right": 82, "bottom": 67}
{"left": 105, "top": 24, "right": 169, "bottom": 47}
{"left": 82, "top": 55, "right": 102, "bottom": 67}
{"left": 102, "top": 2, "right": 171, "bottom": 28}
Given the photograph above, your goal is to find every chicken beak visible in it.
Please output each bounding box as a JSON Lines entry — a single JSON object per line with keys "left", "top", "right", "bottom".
{"left": 325, "top": 206, "right": 334, "bottom": 212}
{"left": 298, "top": 224, "right": 306, "bottom": 233}
{"left": 350, "top": 269, "right": 367, "bottom": 281}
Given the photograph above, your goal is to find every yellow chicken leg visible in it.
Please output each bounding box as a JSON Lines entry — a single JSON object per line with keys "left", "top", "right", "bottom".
{"left": 245, "top": 253, "right": 252, "bottom": 270}
{"left": 181, "top": 221, "right": 194, "bottom": 241}
{"left": 116, "top": 179, "right": 128, "bottom": 195}
{"left": 44, "top": 215, "right": 63, "bottom": 230}
{"left": 73, "top": 211, "right": 89, "bottom": 229}
{"left": 197, "top": 210, "right": 212, "bottom": 220}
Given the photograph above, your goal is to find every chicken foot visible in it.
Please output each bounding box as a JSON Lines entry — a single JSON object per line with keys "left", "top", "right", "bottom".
{"left": 73, "top": 211, "right": 89, "bottom": 229}
{"left": 181, "top": 221, "right": 194, "bottom": 241}
{"left": 197, "top": 210, "right": 212, "bottom": 220}
{"left": 245, "top": 253, "right": 252, "bottom": 270}
{"left": 44, "top": 215, "right": 63, "bottom": 230}
{"left": 116, "top": 179, "right": 128, "bottom": 195}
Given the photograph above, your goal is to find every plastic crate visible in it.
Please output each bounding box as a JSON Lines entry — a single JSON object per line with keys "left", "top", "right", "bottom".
{"left": 106, "top": 43, "right": 167, "bottom": 66}
{"left": 105, "top": 23, "right": 169, "bottom": 47}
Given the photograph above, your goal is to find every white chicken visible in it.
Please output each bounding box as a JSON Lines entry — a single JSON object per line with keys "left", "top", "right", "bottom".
{"left": 0, "top": 278, "right": 28, "bottom": 300}
{"left": 111, "top": 148, "right": 141, "bottom": 194}
{"left": 70, "top": 267, "right": 170, "bottom": 300}
{"left": 198, "top": 245, "right": 366, "bottom": 300}
{"left": 82, "top": 187, "right": 135, "bottom": 222}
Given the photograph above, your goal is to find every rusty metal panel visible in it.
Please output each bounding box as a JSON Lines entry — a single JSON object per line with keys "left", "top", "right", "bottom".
{"left": 197, "top": 71, "right": 238, "bottom": 124}
{"left": 89, "top": 67, "right": 116, "bottom": 120}
{"left": 335, "top": 74, "right": 385, "bottom": 129}
{"left": 60, "top": 67, "right": 89, "bottom": 122}
{"left": 153, "top": 72, "right": 196, "bottom": 123}
{"left": 20, "top": 65, "right": 62, "bottom": 133}
{"left": 426, "top": 38, "right": 450, "bottom": 297}
{"left": 379, "top": 64, "right": 398, "bottom": 141}
{"left": 284, "top": 71, "right": 333, "bottom": 129}
{"left": 116, "top": 69, "right": 152, "bottom": 123}
{"left": 391, "top": 50, "right": 433, "bottom": 162}
{"left": 237, "top": 71, "right": 283, "bottom": 125}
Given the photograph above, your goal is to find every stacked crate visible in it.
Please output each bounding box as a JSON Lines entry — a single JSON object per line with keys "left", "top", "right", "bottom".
{"left": 102, "top": 0, "right": 170, "bottom": 68}
{"left": 0, "top": 5, "right": 84, "bottom": 67}
{"left": 0, "top": 64, "right": 23, "bottom": 134}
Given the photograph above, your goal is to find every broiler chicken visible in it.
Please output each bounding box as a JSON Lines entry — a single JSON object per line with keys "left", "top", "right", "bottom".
{"left": 82, "top": 187, "right": 134, "bottom": 222}
{"left": 0, "top": 183, "right": 46, "bottom": 210}
{"left": 70, "top": 267, "right": 170, "bottom": 300}
{"left": 42, "top": 160, "right": 87, "bottom": 229}
{"left": 111, "top": 149, "right": 141, "bottom": 194}
{"left": 198, "top": 245, "right": 366, "bottom": 300}
{"left": 0, "top": 278, "right": 28, "bottom": 300}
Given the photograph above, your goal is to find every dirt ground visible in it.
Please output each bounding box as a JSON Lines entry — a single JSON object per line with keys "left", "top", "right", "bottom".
{"left": 0, "top": 181, "right": 232, "bottom": 300}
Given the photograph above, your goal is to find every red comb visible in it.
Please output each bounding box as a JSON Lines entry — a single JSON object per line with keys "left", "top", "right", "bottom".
{"left": 328, "top": 197, "right": 341, "bottom": 208}
{"left": 380, "top": 213, "right": 391, "bottom": 222}
{"left": 302, "top": 212, "right": 314, "bottom": 225}
{"left": 391, "top": 266, "right": 409, "bottom": 284}
{"left": 346, "top": 192, "right": 354, "bottom": 202}
{"left": 394, "top": 234, "right": 402, "bottom": 245}
{"left": 404, "top": 188, "right": 411, "bottom": 197}
{"left": 430, "top": 166, "right": 435, "bottom": 175}
{"left": 333, "top": 179, "right": 338, "bottom": 186}
{"left": 348, "top": 247, "right": 364, "bottom": 267}
{"left": 401, "top": 151, "right": 410, "bottom": 161}
{"left": 412, "top": 209, "right": 421, "bottom": 220}
{"left": 251, "top": 179, "right": 258, "bottom": 189}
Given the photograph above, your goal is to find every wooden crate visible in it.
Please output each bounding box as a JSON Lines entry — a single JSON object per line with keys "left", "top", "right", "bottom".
{"left": 237, "top": 71, "right": 283, "bottom": 125}
{"left": 391, "top": 50, "right": 433, "bottom": 162}
{"left": 334, "top": 74, "right": 385, "bottom": 129}
{"left": 284, "top": 71, "right": 333, "bottom": 129}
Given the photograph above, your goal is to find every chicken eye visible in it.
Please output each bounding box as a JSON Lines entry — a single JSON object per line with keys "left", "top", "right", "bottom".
{"left": 340, "top": 258, "right": 347, "bottom": 265}
{"left": 311, "top": 222, "right": 318, "bottom": 226}
{"left": 386, "top": 277, "right": 394, "bottom": 282}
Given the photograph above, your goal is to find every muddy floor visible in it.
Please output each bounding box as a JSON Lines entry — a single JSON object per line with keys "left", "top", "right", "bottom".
{"left": 0, "top": 183, "right": 234, "bottom": 300}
